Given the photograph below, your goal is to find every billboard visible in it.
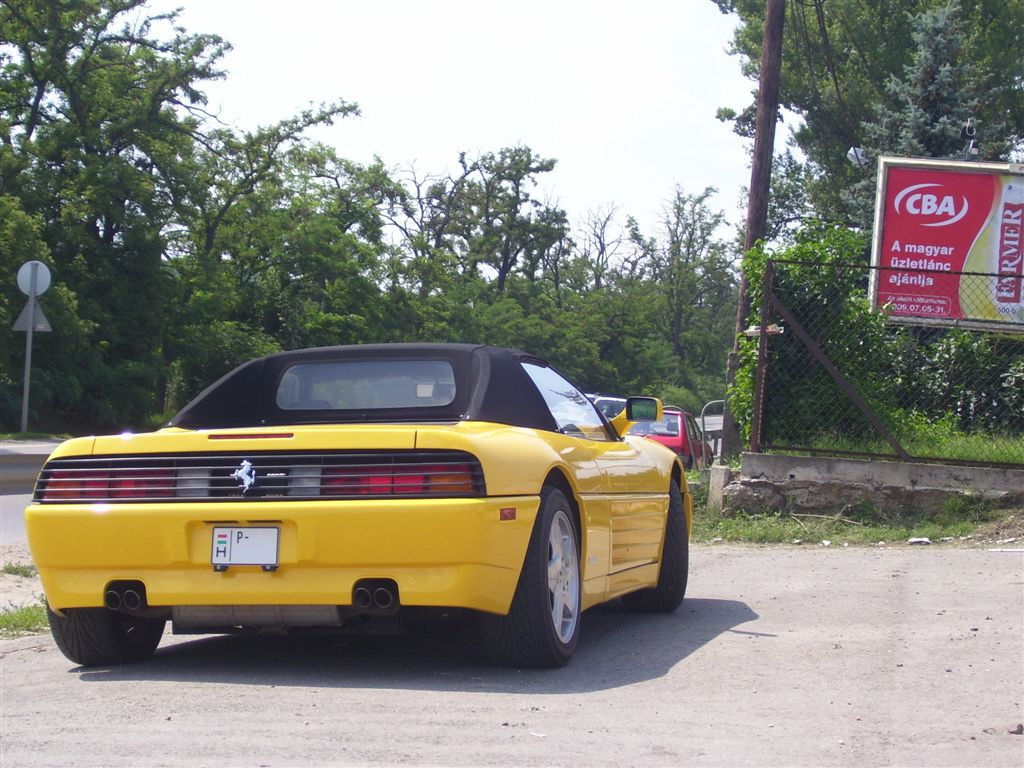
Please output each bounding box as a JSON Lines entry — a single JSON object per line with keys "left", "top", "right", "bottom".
{"left": 869, "top": 157, "right": 1024, "bottom": 332}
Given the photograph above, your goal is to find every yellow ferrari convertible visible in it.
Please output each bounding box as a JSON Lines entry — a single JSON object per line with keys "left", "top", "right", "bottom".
{"left": 26, "top": 343, "right": 690, "bottom": 667}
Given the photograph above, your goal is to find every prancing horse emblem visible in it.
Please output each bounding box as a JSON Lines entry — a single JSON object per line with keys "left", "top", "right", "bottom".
{"left": 232, "top": 460, "right": 257, "bottom": 494}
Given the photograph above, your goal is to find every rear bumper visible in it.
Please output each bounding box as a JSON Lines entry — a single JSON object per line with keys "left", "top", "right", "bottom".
{"left": 26, "top": 496, "right": 539, "bottom": 615}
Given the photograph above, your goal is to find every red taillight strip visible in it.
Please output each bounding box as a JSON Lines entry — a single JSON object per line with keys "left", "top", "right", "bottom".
{"left": 40, "top": 468, "right": 175, "bottom": 501}
{"left": 321, "top": 463, "right": 477, "bottom": 496}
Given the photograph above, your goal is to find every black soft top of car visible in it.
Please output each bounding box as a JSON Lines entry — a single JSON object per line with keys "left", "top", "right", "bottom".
{"left": 169, "top": 343, "right": 560, "bottom": 432}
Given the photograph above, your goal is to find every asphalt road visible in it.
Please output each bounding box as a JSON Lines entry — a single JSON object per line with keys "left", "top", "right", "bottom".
{"left": 2, "top": 543, "right": 1022, "bottom": 767}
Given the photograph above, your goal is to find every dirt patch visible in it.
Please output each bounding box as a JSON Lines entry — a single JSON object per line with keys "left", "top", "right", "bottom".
{"left": 0, "top": 542, "right": 43, "bottom": 611}
{"left": 977, "top": 508, "right": 1024, "bottom": 543}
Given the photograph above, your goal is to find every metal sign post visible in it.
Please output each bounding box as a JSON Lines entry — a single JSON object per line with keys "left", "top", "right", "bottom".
{"left": 13, "top": 260, "right": 52, "bottom": 432}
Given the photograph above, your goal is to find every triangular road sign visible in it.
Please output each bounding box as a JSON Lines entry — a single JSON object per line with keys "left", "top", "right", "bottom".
{"left": 12, "top": 300, "right": 52, "bottom": 332}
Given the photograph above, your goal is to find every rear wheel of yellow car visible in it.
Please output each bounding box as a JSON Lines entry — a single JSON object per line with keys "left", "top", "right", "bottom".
{"left": 479, "top": 486, "right": 581, "bottom": 667}
{"left": 46, "top": 603, "right": 165, "bottom": 666}
{"left": 622, "top": 479, "right": 688, "bottom": 612}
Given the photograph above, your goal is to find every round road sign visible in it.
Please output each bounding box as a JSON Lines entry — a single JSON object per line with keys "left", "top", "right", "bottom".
{"left": 17, "top": 260, "right": 51, "bottom": 296}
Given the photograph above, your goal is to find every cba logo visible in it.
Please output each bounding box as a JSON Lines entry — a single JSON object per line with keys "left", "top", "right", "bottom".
{"left": 893, "top": 183, "right": 969, "bottom": 227}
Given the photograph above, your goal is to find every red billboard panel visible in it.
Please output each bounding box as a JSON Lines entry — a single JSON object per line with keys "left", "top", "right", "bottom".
{"left": 870, "top": 158, "right": 1024, "bottom": 332}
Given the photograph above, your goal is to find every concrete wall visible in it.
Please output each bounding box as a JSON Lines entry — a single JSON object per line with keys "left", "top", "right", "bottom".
{"left": 708, "top": 453, "right": 1024, "bottom": 514}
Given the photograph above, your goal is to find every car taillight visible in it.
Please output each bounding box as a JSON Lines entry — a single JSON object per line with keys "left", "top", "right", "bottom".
{"left": 320, "top": 463, "right": 476, "bottom": 495}
{"left": 40, "top": 468, "right": 175, "bottom": 501}
{"left": 422, "top": 463, "right": 476, "bottom": 493}
{"left": 322, "top": 467, "right": 388, "bottom": 495}
{"left": 42, "top": 469, "right": 109, "bottom": 500}
{"left": 109, "top": 469, "right": 174, "bottom": 499}
{"left": 391, "top": 469, "right": 427, "bottom": 494}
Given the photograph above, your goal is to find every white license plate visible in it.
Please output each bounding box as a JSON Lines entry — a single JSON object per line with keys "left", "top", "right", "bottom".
{"left": 211, "top": 527, "right": 279, "bottom": 567}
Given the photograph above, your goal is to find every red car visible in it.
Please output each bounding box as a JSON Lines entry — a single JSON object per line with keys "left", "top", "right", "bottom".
{"left": 628, "top": 406, "right": 713, "bottom": 470}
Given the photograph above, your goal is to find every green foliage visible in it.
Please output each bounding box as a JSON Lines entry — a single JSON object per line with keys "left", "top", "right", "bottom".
{"left": 2, "top": 0, "right": 227, "bottom": 430}
{"left": 2, "top": 562, "right": 37, "bottom": 578}
{"left": 871, "top": 3, "right": 979, "bottom": 159}
{"left": 164, "top": 321, "right": 281, "bottom": 416}
{"left": 731, "top": 222, "right": 1024, "bottom": 464}
{"left": 3, "top": 0, "right": 1019, "bottom": 456}
{"left": 730, "top": 222, "right": 871, "bottom": 441}
{"left": 714, "top": 0, "right": 1024, "bottom": 227}
{"left": 845, "top": 2, "right": 998, "bottom": 226}
{"left": 692, "top": 497, "right": 1015, "bottom": 545}
{"left": 0, "top": 195, "right": 50, "bottom": 425}
{"left": 0, "top": 2, "right": 744, "bottom": 431}
{"left": 657, "top": 384, "right": 704, "bottom": 415}
{"left": 0, "top": 599, "right": 47, "bottom": 637}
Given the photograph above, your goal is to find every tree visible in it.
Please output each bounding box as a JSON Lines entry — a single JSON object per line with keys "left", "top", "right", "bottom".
{"left": 845, "top": 2, "right": 993, "bottom": 226}
{"left": 572, "top": 206, "right": 625, "bottom": 292}
{"left": 1, "top": 2, "right": 750, "bottom": 432}
{"left": 382, "top": 146, "right": 571, "bottom": 345}
{"left": 0, "top": 195, "right": 49, "bottom": 425}
{"left": 1, "top": 0, "right": 228, "bottom": 428}
{"left": 713, "top": 0, "right": 1024, "bottom": 225}
{"left": 0, "top": 0, "right": 361, "bottom": 428}
{"left": 455, "top": 147, "right": 567, "bottom": 292}
{"left": 626, "top": 187, "right": 738, "bottom": 409}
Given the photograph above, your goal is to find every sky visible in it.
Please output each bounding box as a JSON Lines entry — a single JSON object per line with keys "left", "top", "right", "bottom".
{"left": 145, "top": 0, "right": 755, "bottom": 236}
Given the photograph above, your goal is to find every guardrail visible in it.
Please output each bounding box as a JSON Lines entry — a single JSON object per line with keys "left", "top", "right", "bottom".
{"left": 1, "top": 443, "right": 56, "bottom": 493}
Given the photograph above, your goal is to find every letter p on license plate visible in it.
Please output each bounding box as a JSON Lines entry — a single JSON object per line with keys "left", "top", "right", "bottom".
{"left": 211, "top": 527, "right": 279, "bottom": 566}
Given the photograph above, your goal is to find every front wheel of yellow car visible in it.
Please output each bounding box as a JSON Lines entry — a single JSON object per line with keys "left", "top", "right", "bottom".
{"left": 47, "top": 603, "right": 165, "bottom": 667}
{"left": 479, "top": 487, "right": 581, "bottom": 667}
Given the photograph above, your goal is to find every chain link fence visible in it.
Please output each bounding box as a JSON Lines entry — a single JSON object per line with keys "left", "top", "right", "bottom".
{"left": 747, "top": 260, "right": 1024, "bottom": 468}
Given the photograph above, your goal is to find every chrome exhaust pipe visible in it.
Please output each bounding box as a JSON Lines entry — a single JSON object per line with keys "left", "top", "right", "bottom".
{"left": 122, "top": 589, "right": 143, "bottom": 611}
{"left": 104, "top": 590, "right": 123, "bottom": 610}
{"left": 373, "top": 587, "right": 394, "bottom": 609}
{"left": 353, "top": 586, "right": 373, "bottom": 609}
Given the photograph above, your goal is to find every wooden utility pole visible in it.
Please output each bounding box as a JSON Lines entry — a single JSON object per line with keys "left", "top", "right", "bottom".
{"left": 721, "top": 0, "right": 786, "bottom": 458}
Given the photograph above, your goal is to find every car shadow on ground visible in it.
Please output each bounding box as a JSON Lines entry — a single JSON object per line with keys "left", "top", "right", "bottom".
{"left": 74, "top": 597, "right": 758, "bottom": 693}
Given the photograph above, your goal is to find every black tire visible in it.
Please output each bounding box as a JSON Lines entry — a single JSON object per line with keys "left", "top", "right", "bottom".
{"left": 47, "top": 603, "right": 165, "bottom": 666}
{"left": 622, "top": 479, "right": 688, "bottom": 613}
{"left": 479, "top": 487, "right": 581, "bottom": 667}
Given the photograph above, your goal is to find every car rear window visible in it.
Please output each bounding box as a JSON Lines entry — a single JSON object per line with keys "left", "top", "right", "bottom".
{"left": 276, "top": 360, "right": 456, "bottom": 410}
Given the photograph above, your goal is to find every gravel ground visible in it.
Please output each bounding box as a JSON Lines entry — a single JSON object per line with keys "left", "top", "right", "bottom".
{"left": 0, "top": 542, "right": 42, "bottom": 610}
{"left": 1, "top": 544, "right": 1022, "bottom": 767}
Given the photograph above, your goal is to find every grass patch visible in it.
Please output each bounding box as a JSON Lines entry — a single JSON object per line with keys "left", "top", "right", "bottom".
{"left": 692, "top": 495, "right": 1021, "bottom": 546}
{"left": 2, "top": 562, "right": 37, "bottom": 578}
{"left": 0, "top": 599, "right": 47, "bottom": 637}
{"left": 789, "top": 413, "right": 1024, "bottom": 465}
{"left": 0, "top": 431, "right": 67, "bottom": 441}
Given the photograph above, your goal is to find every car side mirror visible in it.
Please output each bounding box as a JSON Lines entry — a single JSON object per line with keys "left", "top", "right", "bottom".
{"left": 610, "top": 396, "right": 664, "bottom": 438}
